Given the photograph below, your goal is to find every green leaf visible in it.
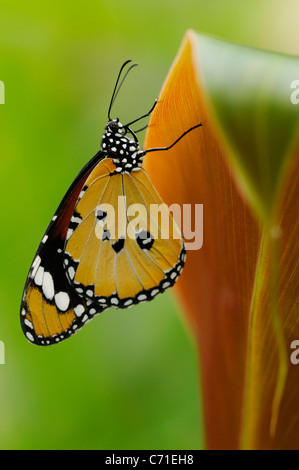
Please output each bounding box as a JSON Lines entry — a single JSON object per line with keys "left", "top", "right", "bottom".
{"left": 196, "top": 33, "right": 299, "bottom": 221}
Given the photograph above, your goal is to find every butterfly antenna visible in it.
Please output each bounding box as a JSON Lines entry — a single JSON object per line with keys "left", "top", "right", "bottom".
{"left": 144, "top": 123, "right": 203, "bottom": 154}
{"left": 125, "top": 99, "right": 157, "bottom": 128}
{"left": 108, "top": 60, "right": 131, "bottom": 120}
{"left": 134, "top": 124, "right": 149, "bottom": 134}
{"left": 108, "top": 60, "right": 139, "bottom": 120}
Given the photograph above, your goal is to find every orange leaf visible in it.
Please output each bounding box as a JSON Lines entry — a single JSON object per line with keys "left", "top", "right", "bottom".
{"left": 144, "top": 31, "right": 260, "bottom": 449}
{"left": 144, "top": 30, "right": 299, "bottom": 449}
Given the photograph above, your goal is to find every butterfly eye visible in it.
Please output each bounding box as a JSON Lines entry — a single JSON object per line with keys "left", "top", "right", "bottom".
{"left": 107, "top": 121, "right": 118, "bottom": 132}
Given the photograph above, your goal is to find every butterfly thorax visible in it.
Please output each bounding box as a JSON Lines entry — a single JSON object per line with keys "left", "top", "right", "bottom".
{"left": 101, "top": 119, "right": 145, "bottom": 173}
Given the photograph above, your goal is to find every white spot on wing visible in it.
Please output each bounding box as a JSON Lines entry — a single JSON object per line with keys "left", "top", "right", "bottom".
{"left": 24, "top": 319, "right": 33, "bottom": 329}
{"left": 31, "top": 256, "right": 41, "bottom": 278}
{"left": 151, "top": 289, "right": 159, "bottom": 297}
{"left": 26, "top": 331, "right": 35, "bottom": 342}
{"left": 34, "top": 266, "right": 44, "bottom": 286}
{"left": 162, "top": 281, "right": 171, "bottom": 289}
{"left": 42, "top": 271, "right": 55, "bottom": 300}
{"left": 71, "top": 216, "right": 81, "bottom": 224}
{"left": 74, "top": 304, "right": 84, "bottom": 317}
{"left": 32, "top": 255, "right": 41, "bottom": 268}
{"left": 66, "top": 228, "right": 73, "bottom": 240}
{"left": 55, "top": 291, "right": 70, "bottom": 312}
{"left": 137, "top": 294, "right": 147, "bottom": 301}
{"left": 68, "top": 266, "right": 75, "bottom": 280}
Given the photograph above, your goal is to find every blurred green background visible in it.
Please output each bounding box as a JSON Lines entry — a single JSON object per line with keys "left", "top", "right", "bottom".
{"left": 0, "top": 0, "right": 298, "bottom": 450}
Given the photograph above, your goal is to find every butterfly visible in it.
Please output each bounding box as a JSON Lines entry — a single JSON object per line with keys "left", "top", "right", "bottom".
{"left": 20, "top": 60, "right": 202, "bottom": 346}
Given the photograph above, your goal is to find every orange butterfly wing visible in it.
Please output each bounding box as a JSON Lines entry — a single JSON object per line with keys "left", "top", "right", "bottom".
{"left": 64, "top": 158, "right": 186, "bottom": 309}
{"left": 20, "top": 151, "right": 107, "bottom": 345}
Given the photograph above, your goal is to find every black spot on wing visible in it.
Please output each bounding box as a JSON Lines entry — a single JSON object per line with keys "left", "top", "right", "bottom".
{"left": 102, "top": 229, "right": 111, "bottom": 241}
{"left": 96, "top": 208, "right": 107, "bottom": 222}
{"left": 111, "top": 237, "right": 125, "bottom": 254}
{"left": 135, "top": 230, "right": 154, "bottom": 250}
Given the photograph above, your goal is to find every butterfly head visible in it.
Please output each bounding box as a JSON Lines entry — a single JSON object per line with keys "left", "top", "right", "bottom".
{"left": 101, "top": 118, "right": 145, "bottom": 173}
{"left": 105, "top": 118, "right": 124, "bottom": 134}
